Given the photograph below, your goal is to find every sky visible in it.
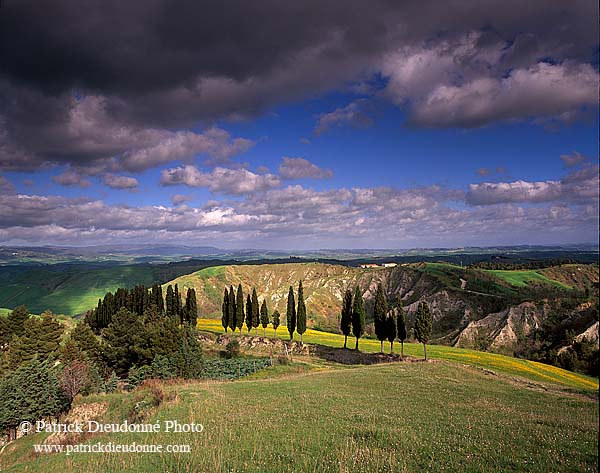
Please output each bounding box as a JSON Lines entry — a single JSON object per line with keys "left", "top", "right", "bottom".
{"left": 0, "top": 0, "right": 598, "bottom": 249}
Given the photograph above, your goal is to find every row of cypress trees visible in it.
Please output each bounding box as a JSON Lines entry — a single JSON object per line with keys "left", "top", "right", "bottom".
{"left": 341, "top": 284, "right": 433, "bottom": 359}
{"left": 221, "top": 281, "right": 308, "bottom": 342}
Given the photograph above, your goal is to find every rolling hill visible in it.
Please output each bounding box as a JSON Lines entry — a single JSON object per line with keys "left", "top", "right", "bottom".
{"left": 167, "top": 262, "right": 599, "bottom": 355}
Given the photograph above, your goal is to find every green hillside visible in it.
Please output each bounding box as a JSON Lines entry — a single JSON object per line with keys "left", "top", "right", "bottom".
{"left": 0, "top": 259, "right": 228, "bottom": 316}
{"left": 485, "top": 269, "right": 572, "bottom": 288}
{"left": 0, "top": 265, "right": 156, "bottom": 315}
{"left": 168, "top": 262, "right": 596, "bottom": 330}
{"left": 1, "top": 362, "right": 597, "bottom": 472}
{"left": 197, "top": 318, "right": 598, "bottom": 390}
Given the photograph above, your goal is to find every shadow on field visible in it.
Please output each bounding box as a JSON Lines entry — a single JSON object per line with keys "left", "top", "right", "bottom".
{"left": 310, "top": 344, "right": 424, "bottom": 365}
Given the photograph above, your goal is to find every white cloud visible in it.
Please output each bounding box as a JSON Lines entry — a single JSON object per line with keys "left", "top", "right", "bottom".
{"left": 52, "top": 170, "right": 92, "bottom": 188}
{"left": 171, "top": 194, "right": 192, "bottom": 206}
{"left": 560, "top": 151, "right": 588, "bottom": 168}
{"left": 160, "top": 165, "right": 281, "bottom": 195}
{"left": 382, "top": 34, "right": 599, "bottom": 127}
{"left": 314, "top": 99, "right": 373, "bottom": 135}
{"left": 278, "top": 157, "right": 333, "bottom": 180}
{"left": 467, "top": 165, "right": 599, "bottom": 205}
{"left": 103, "top": 174, "right": 139, "bottom": 189}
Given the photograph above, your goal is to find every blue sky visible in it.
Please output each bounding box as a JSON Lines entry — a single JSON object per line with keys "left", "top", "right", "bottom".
{"left": 0, "top": 1, "right": 598, "bottom": 249}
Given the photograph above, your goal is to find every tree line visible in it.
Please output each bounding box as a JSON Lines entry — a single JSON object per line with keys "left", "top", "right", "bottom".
{"left": 86, "top": 283, "right": 197, "bottom": 332}
{"left": 221, "top": 281, "right": 308, "bottom": 342}
{"left": 468, "top": 258, "right": 579, "bottom": 270}
{"left": 341, "top": 284, "right": 433, "bottom": 359}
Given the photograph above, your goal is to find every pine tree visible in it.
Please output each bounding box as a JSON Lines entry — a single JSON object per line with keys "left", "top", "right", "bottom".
{"left": 6, "top": 305, "right": 30, "bottom": 337}
{"left": 352, "top": 286, "right": 365, "bottom": 350}
{"left": 286, "top": 286, "right": 296, "bottom": 341}
{"left": 0, "top": 316, "right": 9, "bottom": 347}
{"left": 236, "top": 284, "right": 245, "bottom": 334}
{"left": 222, "top": 287, "right": 229, "bottom": 333}
{"left": 260, "top": 300, "right": 269, "bottom": 336}
{"left": 340, "top": 289, "right": 353, "bottom": 349}
{"left": 0, "top": 359, "right": 69, "bottom": 441}
{"left": 8, "top": 313, "right": 64, "bottom": 367}
{"left": 374, "top": 283, "right": 388, "bottom": 353}
{"left": 102, "top": 307, "right": 147, "bottom": 376}
{"left": 386, "top": 313, "right": 397, "bottom": 354}
{"left": 36, "top": 312, "right": 64, "bottom": 359}
{"left": 228, "top": 285, "right": 236, "bottom": 332}
{"left": 245, "top": 294, "right": 253, "bottom": 333}
{"left": 414, "top": 301, "right": 432, "bottom": 360}
{"left": 143, "top": 306, "right": 181, "bottom": 360}
{"left": 251, "top": 288, "right": 260, "bottom": 335}
{"left": 396, "top": 297, "right": 407, "bottom": 359}
{"left": 71, "top": 321, "right": 104, "bottom": 370}
{"left": 296, "top": 281, "right": 307, "bottom": 343}
{"left": 170, "top": 326, "right": 203, "bottom": 379}
{"left": 104, "top": 371, "right": 119, "bottom": 393}
{"left": 272, "top": 310, "right": 280, "bottom": 336}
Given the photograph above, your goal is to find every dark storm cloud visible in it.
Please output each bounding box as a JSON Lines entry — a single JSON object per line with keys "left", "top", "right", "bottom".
{"left": 0, "top": 0, "right": 597, "bottom": 172}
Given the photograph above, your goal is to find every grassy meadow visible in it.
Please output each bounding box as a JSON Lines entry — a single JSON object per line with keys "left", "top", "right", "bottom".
{"left": 485, "top": 269, "right": 572, "bottom": 288}
{"left": 1, "top": 361, "right": 597, "bottom": 472}
{"left": 197, "top": 319, "right": 599, "bottom": 391}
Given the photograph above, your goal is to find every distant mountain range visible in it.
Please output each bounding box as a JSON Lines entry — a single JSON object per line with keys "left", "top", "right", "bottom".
{"left": 1, "top": 243, "right": 598, "bottom": 265}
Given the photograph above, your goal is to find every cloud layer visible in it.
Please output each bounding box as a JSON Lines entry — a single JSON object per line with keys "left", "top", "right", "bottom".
{"left": 1, "top": 1, "right": 597, "bottom": 176}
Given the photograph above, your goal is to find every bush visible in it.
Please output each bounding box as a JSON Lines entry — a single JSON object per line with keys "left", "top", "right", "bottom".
{"left": 201, "top": 358, "right": 271, "bottom": 379}
{"left": 126, "top": 365, "right": 152, "bottom": 390}
{"left": 104, "top": 371, "right": 119, "bottom": 393}
{"left": 225, "top": 339, "right": 241, "bottom": 359}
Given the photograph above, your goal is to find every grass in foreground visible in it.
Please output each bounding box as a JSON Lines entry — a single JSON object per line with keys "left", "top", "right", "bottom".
{"left": 2, "top": 362, "right": 597, "bottom": 472}
{"left": 197, "top": 319, "right": 599, "bottom": 391}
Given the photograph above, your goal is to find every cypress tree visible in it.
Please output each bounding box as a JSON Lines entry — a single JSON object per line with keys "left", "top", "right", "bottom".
{"left": 251, "top": 288, "right": 260, "bottom": 335}
{"left": 151, "top": 284, "right": 164, "bottom": 315}
{"left": 185, "top": 288, "right": 197, "bottom": 326}
{"left": 236, "top": 284, "right": 244, "bottom": 334}
{"left": 286, "top": 286, "right": 296, "bottom": 341}
{"left": 272, "top": 310, "right": 280, "bottom": 336}
{"left": 245, "top": 294, "right": 253, "bottom": 333}
{"left": 386, "top": 313, "right": 397, "bottom": 354}
{"left": 165, "top": 285, "right": 175, "bottom": 318}
{"left": 340, "top": 289, "right": 353, "bottom": 349}
{"left": 414, "top": 301, "right": 432, "bottom": 360}
{"left": 396, "top": 298, "right": 407, "bottom": 359}
{"left": 260, "top": 300, "right": 269, "bottom": 336}
{"left": 175, "top": 284, "right": 183, "bottom": 324}
{"left": 222, "top": 288, "right": 229, "bottom": 333}
{"left": 296, "top": 281, "right": 307, "bottom": 344}
{"left": 228, "top": 285, "right": 236, "bottom": 332}
{"left": 352, "top": 286, "right": 365, "bottom": 350}
{"left": 374, "top": 283, "right": 388, "bottom": 353}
